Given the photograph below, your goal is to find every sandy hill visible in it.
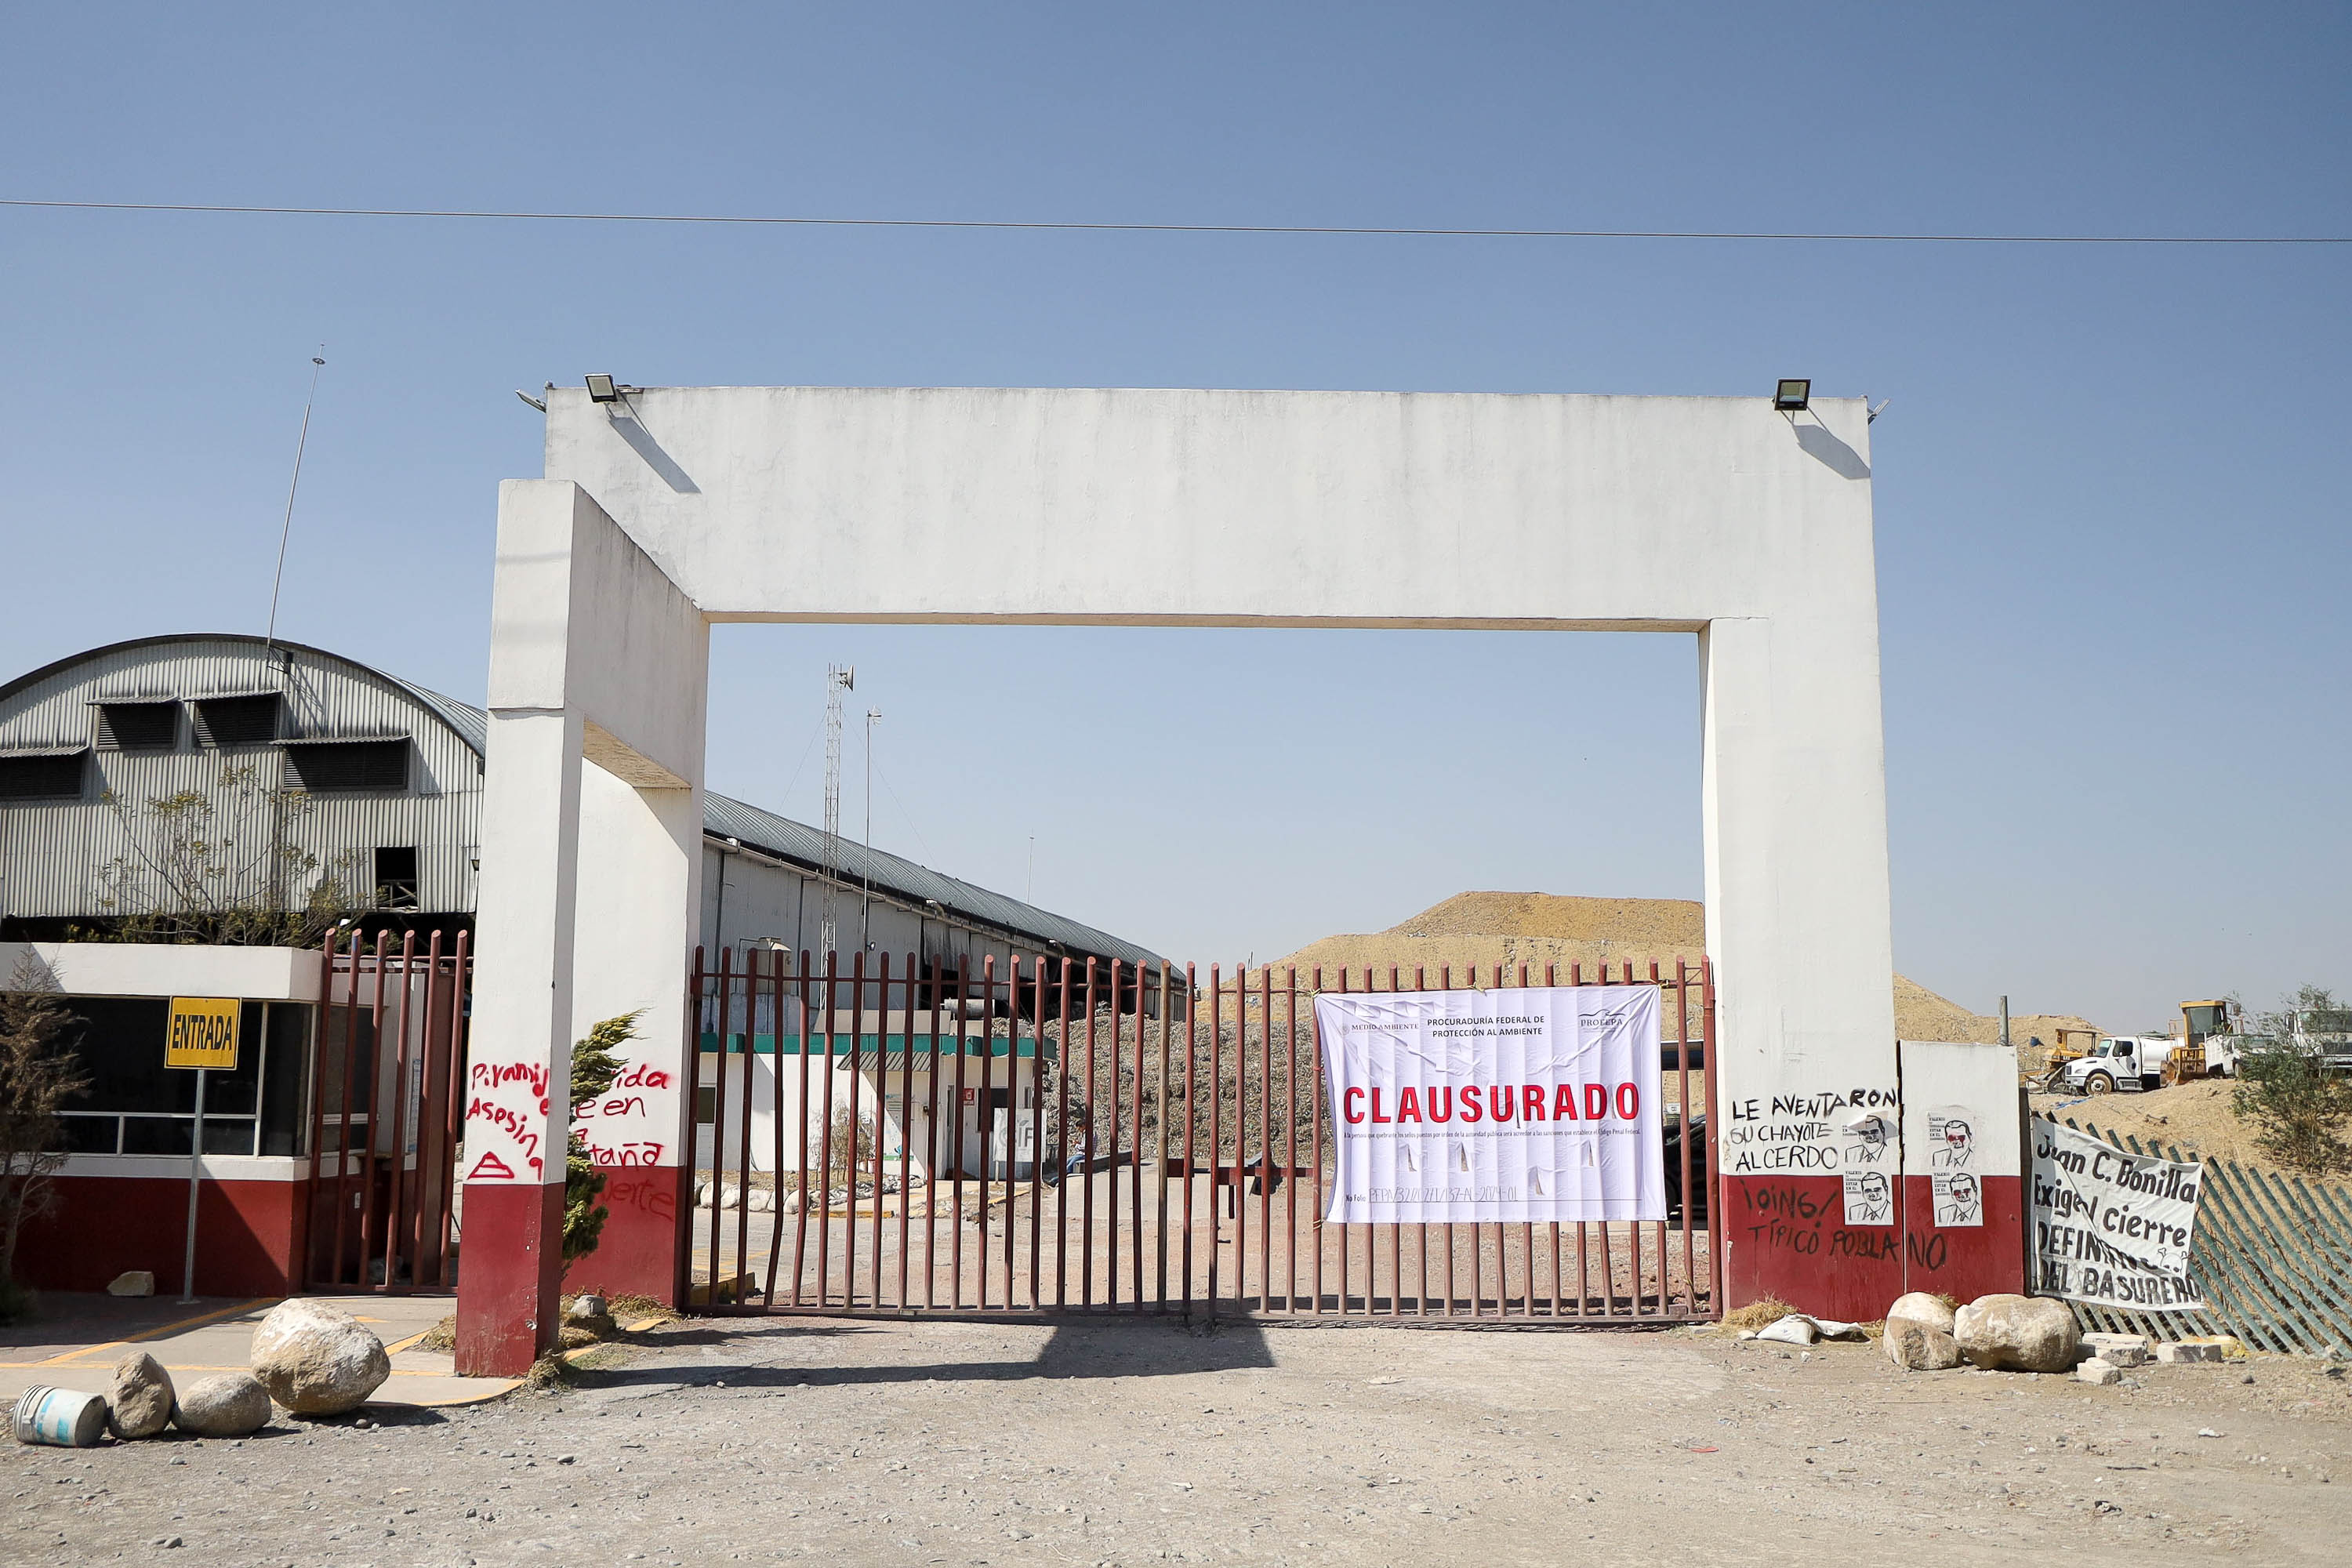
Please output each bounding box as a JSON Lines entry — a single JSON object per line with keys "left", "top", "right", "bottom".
{"left": 1251, "top": 891, "right": 2100, "bottom": 1045}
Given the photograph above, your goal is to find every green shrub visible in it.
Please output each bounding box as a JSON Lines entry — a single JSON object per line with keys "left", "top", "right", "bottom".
{"left": 2232, "top": 987, "right": 2352, "bottom": 1176}
{"left": 561, "top": 1011, "right": 640, "bottom": 1261}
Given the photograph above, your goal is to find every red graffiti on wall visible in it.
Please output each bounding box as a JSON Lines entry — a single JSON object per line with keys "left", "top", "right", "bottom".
{"left": 581, "top": 1139, "right": 666, "bottom": 1168}
{"left": 602, "top": 1173, "right": 679, "bottom": 1220}
{"left": 466, "top": 1151, "right": 517, "bottom": 1181}
{"left": 466, "top": 1098, "right": 543, "bottom": 1167}
{"left": 470, "top": 1060, "right": 551, "bottom": 1113}
{"left": 615, "top": 1062, "right": 674, "bottom": 1091}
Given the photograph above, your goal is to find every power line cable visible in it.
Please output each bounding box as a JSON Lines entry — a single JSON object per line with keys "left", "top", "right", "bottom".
{"left": 775, "top": 715, "right": 826, "bottom": 816}
{"left": 1, "top": 197, "right": 2343, "bottom": 245}
{"left": 869, "top": 754, "right": 940, "bottom": 871}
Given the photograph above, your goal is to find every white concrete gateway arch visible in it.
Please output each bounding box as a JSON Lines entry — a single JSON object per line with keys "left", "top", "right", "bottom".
{"left": 455, "top": 386, "right": 1897, "bottom": 1372}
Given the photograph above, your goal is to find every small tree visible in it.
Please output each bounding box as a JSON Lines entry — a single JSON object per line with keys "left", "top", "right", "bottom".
{"left": 562, "top": 1011, "right": 640, "bottom": 1262}
{"left": 2233, "top": 985, "right": 2352, "bottom": 1176}
{"left": 0, "top": 956, "right": 91, "bottom": 1312}
{"left": 83, "top": 766, "right": 358, "bottom": 946}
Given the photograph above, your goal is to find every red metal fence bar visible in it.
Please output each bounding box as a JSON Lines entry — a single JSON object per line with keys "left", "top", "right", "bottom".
{"left": 302, "top": 928, "right": 468, "bottom": 1295}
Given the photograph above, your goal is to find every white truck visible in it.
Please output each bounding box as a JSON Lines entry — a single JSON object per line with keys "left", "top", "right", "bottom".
{"left": 2063, "top": 1036, "right": 2180, "bottom": 1095}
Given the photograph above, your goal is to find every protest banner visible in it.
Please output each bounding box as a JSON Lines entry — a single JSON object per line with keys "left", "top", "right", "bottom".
{"left": 2030, "top": 1119, "right": 2205, "bottom": 1310}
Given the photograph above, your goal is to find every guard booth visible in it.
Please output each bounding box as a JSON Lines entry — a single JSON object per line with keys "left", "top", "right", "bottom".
{"left": 4, "top": 933, "right": 470, "bottom": 1298}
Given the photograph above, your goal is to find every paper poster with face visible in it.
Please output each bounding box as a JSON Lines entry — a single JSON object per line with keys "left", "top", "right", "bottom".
{"left": 1925, "top": 1103, "right": 1982, "bottom": 1225}
{"left": 1923, "top": 1102, "right": 1983, "bottom": 1225}
{"left": 1926, "top": 1105, "right": 1978, "bottom": 1170}
{"left": 1838, "top": 1107, "right": 1897, "bottom": 1225}
{"left": 1933, "top": 1167, "right": 1984, "bottom": 1226}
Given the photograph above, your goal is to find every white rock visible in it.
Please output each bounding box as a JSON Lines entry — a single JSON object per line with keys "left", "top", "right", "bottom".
{"left": 564, "top": 1295, "right": 609, "bottom": 1322}
{"left": 107, "top": 1352, "right": 175, "bottom": 1439}
{"left": 2076, "top": 1359, "right": 2123, "bottom": 1386}
{"left": 105, "top": 1270, "right": 155, "bottom": 1298}
{"left": 2155, "top": 1341, "right": 2223, "bottom": 1364}
{"left": 1951, "top": 1294, "right": 2080, "bottom": 1374}
{"left": 172, "top": 1374, "right": 271, "bottom": 1436}
{"left": 249, "top": 1298, "right": 390, "bottom": 1414}
{"left": 1886, "top": 1291, "right": 1956, "bottom": 1334}
{"left": 2082, "top": 1332, "right": 2149, "bottom": 1367}
{"left": 1883, "top": 1317, "right": 1962, "bottom": 1371}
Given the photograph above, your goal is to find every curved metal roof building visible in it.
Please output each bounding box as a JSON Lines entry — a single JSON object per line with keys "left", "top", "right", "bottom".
{"left": 0, "top": 633, "right": 1164, "bottom": 971}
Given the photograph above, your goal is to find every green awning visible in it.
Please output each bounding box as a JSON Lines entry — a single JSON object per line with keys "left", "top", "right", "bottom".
{"left": 697, "top": 1031, "right": 1051, "bottom": 1059}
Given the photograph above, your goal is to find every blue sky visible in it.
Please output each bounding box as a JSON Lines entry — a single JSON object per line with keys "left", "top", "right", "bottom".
{"left": 2, "top": 4, "right": 2345, "bottom": 1029}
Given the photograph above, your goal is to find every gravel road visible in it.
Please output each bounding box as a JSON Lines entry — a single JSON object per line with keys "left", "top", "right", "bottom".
{"left": 9, "top": 1313, "right": 2348, "bottom": 1566}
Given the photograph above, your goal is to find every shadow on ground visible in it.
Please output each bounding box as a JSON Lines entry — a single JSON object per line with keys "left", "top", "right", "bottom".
{"left": 566, "top": 1315, "right": 1276, "bottom": 1395}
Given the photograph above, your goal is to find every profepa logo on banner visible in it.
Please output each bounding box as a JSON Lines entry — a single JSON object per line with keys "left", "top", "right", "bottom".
{"left": 1313, "top": 986, "right": 1664, "bottom": 1224}
{"left": 2030, "top": 1119, "right": 2205, "bottom": 1310}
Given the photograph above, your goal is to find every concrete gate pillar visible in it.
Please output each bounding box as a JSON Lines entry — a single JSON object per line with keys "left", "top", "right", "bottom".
{"left": 455, "top": 481, "right": 706, "bottom": 1376}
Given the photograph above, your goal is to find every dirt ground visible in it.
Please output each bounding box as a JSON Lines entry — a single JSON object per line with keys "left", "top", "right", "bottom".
{"left": 9, "top": 1312, "right": 2350, "bottom": 1566}
{"left": 2031, "top": 1079, "right": 2274, "bottom": 1167}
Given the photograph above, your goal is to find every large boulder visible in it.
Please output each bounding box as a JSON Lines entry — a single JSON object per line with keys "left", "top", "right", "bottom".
{"left": 173, "top": 1374, "right": 272, "bottom": 1436}
{"left": 249, "top": 1298, "right": 390, "bottom": 1414}
{"left": 107, "top": 1351, "right": 175, "bottom": 1439}
{"left": 1952, "top": 1294, "right": 2079, "bottom": 1373}
{"left": 1882, "top": 1317, "right": 1962, "bottom": 1371}
{"left": 1886, "top": 1292, "right": 1956, "bottom": 1334}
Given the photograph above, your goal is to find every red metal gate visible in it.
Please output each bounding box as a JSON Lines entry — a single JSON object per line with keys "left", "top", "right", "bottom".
{"left": 303, "top": 929, "right": 471, "bottom": 1293}
{"left": 679, "top": 949, "right": 1718, "bottom": 1324}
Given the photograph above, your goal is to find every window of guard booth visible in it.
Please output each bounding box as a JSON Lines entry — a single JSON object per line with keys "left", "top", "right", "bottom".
{"left": 55, "top": 996, "right": 278, "bottom": 1157}
{"left": 260, "top": 1003, "right": 313, "bottom": 1156}
{"left": 315, "top": 1002, "right": 378, "bottom": 1154}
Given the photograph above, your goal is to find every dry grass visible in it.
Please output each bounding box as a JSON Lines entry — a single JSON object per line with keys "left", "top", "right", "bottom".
{"left": 408, "top": 1292, "right": 674, "bottom": 1361}
{"left": 1719, "top": 1296, "right": 1798, "bottom": 1333}
{"left": 520, "top": 1351, "right": 573, "bottom": 1392}
{"left": 605, "top": 1293, "right": 679, "bottom": 1327}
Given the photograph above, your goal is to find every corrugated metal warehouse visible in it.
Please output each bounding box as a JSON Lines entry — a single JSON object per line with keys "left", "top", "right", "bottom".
{"left": 0, "top": 633, "right": 1166, "bottom": 976}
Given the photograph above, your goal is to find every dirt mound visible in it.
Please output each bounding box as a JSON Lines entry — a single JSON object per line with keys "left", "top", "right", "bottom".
{"left": 2030, "top": 1079, "right": 2259, "bottom": 1166}
{"left": 1381, "top": 892, "right": 1704, "bottom": 949}
{"left": 1254, "top": 893, "right": 2103, "bottom": 1047}
{"left": 1247, "top": 891, "right": 1704, "bottom": 987}
{"left": 1893, "top": 975, "right": 2102, "bottom": 1052}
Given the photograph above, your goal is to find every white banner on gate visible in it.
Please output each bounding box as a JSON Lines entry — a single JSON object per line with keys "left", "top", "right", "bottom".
{"left": 1313, "top": 986, "right": 1664, "bottom": 1225}
{"left": 2029, "top": 1120, "right": 2206, "bottom": 1311}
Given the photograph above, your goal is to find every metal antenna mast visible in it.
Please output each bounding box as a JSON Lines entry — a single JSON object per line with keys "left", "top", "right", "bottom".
{"left": 264, "top": 350, "right": 328, "bottom": 646}
{"left": 819, "top": 664, "right": 854, "bottom": 959}
{"left": 859, "top": 707, "right": 881, "bottom": 951}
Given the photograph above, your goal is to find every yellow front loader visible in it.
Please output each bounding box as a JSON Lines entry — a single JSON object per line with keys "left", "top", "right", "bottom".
{"left": 2163, "top": 999, "right": 2234, "bottom": 1086}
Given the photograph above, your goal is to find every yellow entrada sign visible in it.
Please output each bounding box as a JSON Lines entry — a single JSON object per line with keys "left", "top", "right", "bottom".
{"left": 166, "top": 997, "right": 241, "bottom": 1070}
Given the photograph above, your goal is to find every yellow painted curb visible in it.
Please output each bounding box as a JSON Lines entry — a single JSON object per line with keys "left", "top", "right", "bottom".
{"left": 33, "top": 1297, "right": 280, "bottom": 1367}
